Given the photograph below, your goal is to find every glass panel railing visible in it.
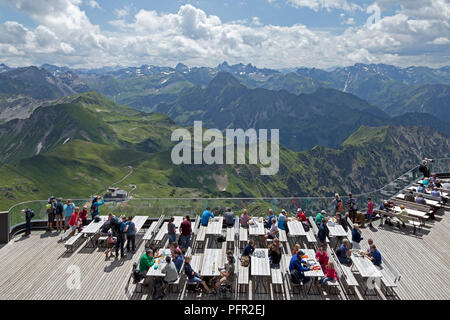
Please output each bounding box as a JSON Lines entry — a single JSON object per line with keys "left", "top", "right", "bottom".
{"left": 8, "top": 158, "right": 449, "bottom": 232}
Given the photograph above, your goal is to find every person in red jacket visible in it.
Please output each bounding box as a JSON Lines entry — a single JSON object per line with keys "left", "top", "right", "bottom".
{"left": 319, "top": 261, "right": 337, "bottom": 286}
{"left": 80, "top": 205, "right": 88, "bottom": 226}
{"left": 60, "top": 207, "right": 81, "bottom": 241}
{"left": 296, "top": 208, "right": 308, "bottom": 223}
{"left": 315, "top": 245, "right": 329, "bottom": 269}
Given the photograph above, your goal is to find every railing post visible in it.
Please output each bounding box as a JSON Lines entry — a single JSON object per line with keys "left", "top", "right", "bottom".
{"left": 0, "top": 211, "right": 9, "bottom": 244}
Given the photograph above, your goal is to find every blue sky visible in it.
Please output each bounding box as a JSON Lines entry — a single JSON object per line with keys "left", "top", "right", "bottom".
{"left": 0, "top": 0, "right": 448, "bottom": 68}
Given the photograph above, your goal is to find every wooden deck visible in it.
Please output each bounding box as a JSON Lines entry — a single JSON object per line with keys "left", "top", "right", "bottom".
{"left": 0, "top": 207, "right": 448, "bottom": 300}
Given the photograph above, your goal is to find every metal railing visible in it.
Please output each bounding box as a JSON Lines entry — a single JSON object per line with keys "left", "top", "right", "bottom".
{"left": 7, "top": 158, "right": 449, "bottom": 232}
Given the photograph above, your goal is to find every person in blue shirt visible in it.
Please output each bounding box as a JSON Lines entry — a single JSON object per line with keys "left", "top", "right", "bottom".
{"left": 173, "top": 251, "right": 184, "bottom": 273}
{"left": 430, "top": 188, "right": 441, "bottom": 197}
{"left": 115, "top": 216, "right": 127, "bottom": 259}
{"left": 241, "top": 240, "right": 255, "bottom": 257}
{"left": 337, "top": 240, "right": 352, "bottom": 265}
{"left": 125, "top": 216, "right": 137, "bottom": 253}
{"left": 366, "top": 244, "right": 382, "bottom": 266}
{"left": 63, "top": 199, "right": 75, "bottom": 232}
{"left": 201, "top": 207, "right": 214, "bottom": 226}
{"left": 278, "top": 210, "right": 288, "bottom": 231}
{"left": 351, "top": 224, "right": 363, "bottom": 249}
{"left": 417, "top": 184, "right": 426, "bottom": 193}
{"left": 264, "top": 209, "right": 275, "bottom": 229}
{"left": 289, "top": 251, "right": 312, "bottom": 284}
{"left": 90, "top": 196, "right": 105, "bottom": 218}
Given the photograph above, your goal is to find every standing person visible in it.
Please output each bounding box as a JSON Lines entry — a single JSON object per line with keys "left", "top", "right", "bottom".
{"left": 125, "top": 216, "right": 137, "bottom": 253}
{"left": 366, "top": 197, "right": 374, "bottom": 227}
{"left": 115, "top": 216, "right": 127, "bottom": 259}
{"left": 80, "top": 205, "right": 88, "bottom": 226}
{"left": 55, "top": 197, "right": 64, "bottom": 232}
{"left": 63, "top": 199, "right": 75, "bottom": 232}
{"left": 351, "top": 224, "right": 363, "bottom": 249}
{"left": 90, "top": 196, "right": 104, "bottom": 219}
{"left": 240, "top": 209, "right": 250, "bottom": 228}
{"left": 22, "top": 208, "right": 34, "bottom": 236}
{"left": 419, "top": 159, "right": 431, "bottom": 178}
{"left": 61, "top": 207, "right": 81, "bottom": 241}
{"left": 347, "top": 193, "right": 358, "bottom": 223}
{"left": 105, "top": 230, "right": 116, "bottom": 259}
{"left": 167, "top": 216, "right": 177, "bottom": 245}
{"left": 224, "top": 207, "right": 235, "bottom": 227}
{"left": 201, "top": 207, "right": 214, "bottom": 227}
{"left": 332, "top": 193, "right": 344, "bottom": 216}
{"left": 179, "top": 215, "right": 192, "bottom": 250}
{"left": 46, "top": 196, "right": 56, "bottom": 231}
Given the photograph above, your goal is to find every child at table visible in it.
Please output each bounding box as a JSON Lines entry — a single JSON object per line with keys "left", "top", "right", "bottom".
{"left": 318, "top": 261, "right": 337, "bottom": 286}
{"left": 292, "top": 243, "right": 301, "bottom": 255}
{"left": 315, "top": 245, "right": 329, "bottom": 269}
{"left": 105, "top": 230, "right": 116, "bottom": 259}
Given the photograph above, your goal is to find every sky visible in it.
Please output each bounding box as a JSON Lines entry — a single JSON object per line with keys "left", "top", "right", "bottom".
{"left": 0, "top": 0, "right": 448, "bottom": 69}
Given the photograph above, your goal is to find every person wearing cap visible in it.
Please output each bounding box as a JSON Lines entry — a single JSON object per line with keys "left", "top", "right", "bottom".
{"left": 277, "top": 209, "right": 288, "bottom": 232}
{"left": 397, "top": 205, "right": 408, "bottom": 228}
{"left": 55, "top": 197, "right": 64, "bottom": 232}
{"left": 315, "top": 210, "right": 326, "bottom": 225}
{"left": 296, "top": 208, "right": 307, "bottom": 223}
{"left": 289, "top": 250, "right": 312, "bottom": 285}
{"left": 351, "top": 224, "right": 363, "bottom": 249}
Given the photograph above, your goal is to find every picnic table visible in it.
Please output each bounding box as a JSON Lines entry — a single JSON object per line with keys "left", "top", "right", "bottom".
{"left": 146, "top": 249, "right": 172, "bottom": 277}
{"left": 200, "top": 249, "right": 223, "bottom": 277}
{"left": 302, "top": 249, "right": 325, "bottom": 278}
{"left": 248, "top": 217, "right": 265, "bottom": 236}
{"left": 327, "top": 219, "right": 348, "bottom": 249}
{"left": 132, "top": 216, "right": 148, "bottom": 233}
{"left": 206, "top": 217, "right": 223, "bottom": 235}
{"left": 81, "top": 216, "right": 108, "bottom": 247}
{"left": 287, "top": 219, "right": 306, "bottom": 236}
{"left": 396, "top": 193, "right": 441, "bottom": 207}
{"left": 393, "top": 206, "right": 428, "bottom": 219}
{"left": 251, "top": 248, "right": 270, "bottom": 293}
{"left": 350, "top": 250, "right": 382, "bottom": 278}
{"left": 173, "top": 216, "right": 184, "bottom": 235}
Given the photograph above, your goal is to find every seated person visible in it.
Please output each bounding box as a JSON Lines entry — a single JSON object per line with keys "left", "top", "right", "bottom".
{"left": 264, "top": 218, "right": 279, "bottom": 240}
{"left": 184, "top": 256, "right": 212, "bottom": 293}
{"left": 366, "top": 244, "right": 382, "bottom": 266}
{"left": 216, "top": 255, "right": 235, "bottom": 288}
{"left": 277, "top": 210, "right": 288, "bottom": 232}
{"left": 296, "top": 208, "right": 307, "bottom": 223}
{"left": 240, "top": 209, "right": 250, "bottom": 228}
{"left": 430, "top": 188, "right": 441, "bottom": 197}
{"left": 242, "top": 240, "right": 255, "bottom": 257}
{"left": 224, "top": 207, "right": 235, "bottom": 227}
{"left": 417, "top": 184, "right": 426, "bottom": 193}
{"left": 139, "top": 249, "right": 155, "bottom": 274}
{"left": 162, "top": 256, "right": 178, "bottom": 284}
{"left": 351, "top": 224, "right": 363, "bottom": 249}
{"left": 264, "top": 209, "right": 276, "bottom": 229}
{"left": 319, "top": 261, "right": 337, "bottom": 286}
{"left": 434, "top": 179, "right": 443, "bottom": 189}
{"left": 397, "top": 205, "right": 408, "bottom": 228}
{"left": 380, "top": 200, "right": 394, "bottom": 225}
{"left": 173, "top": 251, "right": 184, "bottom": 273}
{"left": 404, "top": 190, "right": 415, "bottom": 202}
{"left": 335, "top": 212, "right": 348, "bottom": 231}
{"left": 268, "top": 238, "right": 282, "bottom": 269}
{"left": 315, "top": 245, "right": 329, "bottom": 269}
{"left": 201, "top": 207, "right": 214, "bottom": 227}
{"left": 289, "top": 251, "right": 312, "bottom": 285}
{"left": 422, "top": 178, "right": 430, "bottom": 187}
{"left": 415, "top": 195, "right": 427, "bottom": 205}
{"left": 315, "top": 210, "right": 326, "bottom": 225}
{"left": 292, "top": 243, "right": 301, "bottom": 255}
{"left": 170, "top": 242, "right": 182, "bottom": 257}
{"left": 336, "top": 239, "right": 352, "bottom": 265}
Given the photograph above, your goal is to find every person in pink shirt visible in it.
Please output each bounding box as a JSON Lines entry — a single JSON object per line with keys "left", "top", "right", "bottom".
{"left": 240, "top": 209, "right": 250, "bottom": 228}
{"left": 315, "top": 245, "right": 329, "bottom": 269}
{"left": 319, "top": 261, "right": 337, "bottom": 286}
{"left": 366, "top": 197, "right": 374, "bottom": 227}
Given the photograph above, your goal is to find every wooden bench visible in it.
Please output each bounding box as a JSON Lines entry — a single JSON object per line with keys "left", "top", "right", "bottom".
{"left": 270, "top": 268, "right": 283, "bottom": 293}
{"left": 328, "top": 248, "right": 358, "bottom": 295}
{"left": 374, "top": 209, "right": 423, "bottom": 234}
{"left": 195, "top": 226, "right": 206, "bottom": 250}
{"left": 376, "top": 258, "right": 401, "bottom": 296}
{"left": 236, "top": 246, "right": 249, "bottom": 293}
{"left": 153, "top": 221, "right": 168, "bottom": 246}
{"left": 278, "top": 229, "right": 287, "bottom": 242}
{"left": 283, "top": 255, "right": 303, "bottom": 294}
{"left": 226, "top": 225, "right": 235, "bottom": 249}
{"left": 64, "top": 232, "right": 84, "bottom": 253}
{"left": 143, "top": 221, "right": 157, "bottom": 247}
{"left": 239, "top": 227, "right": 248, "bottom": 248}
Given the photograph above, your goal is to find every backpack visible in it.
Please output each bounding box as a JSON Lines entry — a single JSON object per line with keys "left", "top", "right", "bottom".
{"left": 131, "top": 262, "right": 142, "bottom": 284}
{"left": 217, "top": 235, "right": 226, "bottom": 243}
{"left": 151, "top": 278, "right": 165, "bottom": 300}
{"left": 336, "top": 248, "right": 342, "bottom": 257}
{"left": 219, "top": 284, "right": 232, "bottom": 300}
{"left": 110, "top": 216, "right": 121, "bottom": 233}
{"left": 241, "top": 256, "right": 250, "bottom": 267}
{"left": 336, "top": 199, "right": 343, "bottom": 212}
{"left": 301, "top": 221, "right": 310, "bottom": 232}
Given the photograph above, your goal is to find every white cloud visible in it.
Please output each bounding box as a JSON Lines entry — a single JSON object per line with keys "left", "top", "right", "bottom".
{"left": 87, "top": 1, "right": 101, "bottom": 9}
{"left": 0, "top": 1, "right": 448, "bottom": 69}
{"left": 286, "top": 0, "right": 362, "bottom": 12}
